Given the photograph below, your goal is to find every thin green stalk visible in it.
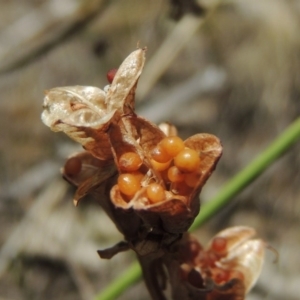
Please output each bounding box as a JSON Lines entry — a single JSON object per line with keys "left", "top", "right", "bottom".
{"left": 94, "top": 117, "right": 300, "bottom": 300}
{"left": 190, "top": 117, "right": 300, "bottom": 230}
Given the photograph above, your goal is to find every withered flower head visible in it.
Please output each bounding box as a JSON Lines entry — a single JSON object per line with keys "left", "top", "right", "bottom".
{"left": 41, "top": 49, "right": 265, "bottom": 300}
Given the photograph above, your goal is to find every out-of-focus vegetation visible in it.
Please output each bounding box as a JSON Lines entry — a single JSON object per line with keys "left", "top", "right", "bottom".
{"left": 0, "top": 0, "right": 300, "bottom": 299}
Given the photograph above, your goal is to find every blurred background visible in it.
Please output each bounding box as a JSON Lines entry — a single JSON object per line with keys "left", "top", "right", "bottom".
{"left": 0, "top": 0, "right": 300, "bottom": 299}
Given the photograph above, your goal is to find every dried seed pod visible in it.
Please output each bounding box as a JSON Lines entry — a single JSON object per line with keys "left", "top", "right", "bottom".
{"left": 205, "top": 226, "right": 265, "bottom": 293}
{"left": 169, "top": 228, "right": 265, "bottom": 299}
{"left": 110, "top": 132, "right": 222, "bottom": 235}
{"left": 42, "top": 48, "right": 265, "bottom": 300}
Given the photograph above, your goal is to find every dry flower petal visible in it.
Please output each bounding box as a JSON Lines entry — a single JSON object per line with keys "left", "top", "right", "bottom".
{"left": 106, "top": 48, "right": 146, "bottom": 113}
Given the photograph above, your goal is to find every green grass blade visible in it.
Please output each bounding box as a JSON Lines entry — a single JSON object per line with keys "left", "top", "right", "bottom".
{"left": 94, "top": 117, "right": 300, "bottom": 300}
{"left": 190, "top": 117, "right": 300, "bottom": 230}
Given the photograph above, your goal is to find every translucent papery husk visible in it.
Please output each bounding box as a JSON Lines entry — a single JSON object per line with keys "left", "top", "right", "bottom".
{"left": 110, "top": 133, "right": 222, "bottom": 236}
{"left": 205, "top": 226, "right": 265, "bottom": 293}
{"left": 41, "top": 49, "right": 146, "bottom": 160}
{"left": 42, "top": 86, "right": 116, "bottom": 160}
{"left": 106, "top": 48, "right": 146, "bottom": 113}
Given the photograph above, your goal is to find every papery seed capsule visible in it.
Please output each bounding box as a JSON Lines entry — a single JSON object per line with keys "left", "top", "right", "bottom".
{"left": 106, "top": 68, "right": 118, "bottom": 83}
{"left": 174, "top": 148, "right": 200, "bottom": 173}
{"left": 159, "top": 136, "right": 185, "bottom": 157}
{"left": 184, "top": 172, "right": 200, "bottom": 187}
{"left": 64, "top": 157, "right": 82, "bottom": 176}
{"left": 150, "top": 159, "right": 171, "bottom": 172}
{"left": 168, "top": 166, "right": 185, "bottom": 182}
{"left": 151, "top": 145, "right": 172, "bottom": 163}
{"left": 117, "top": 173, "right": 140, "bottom": 197}
{"left": 119, "top": 152, "right": 142, "bottom": 172}
{"left": 146, "top": 183, "right": 165, "bottom": 203}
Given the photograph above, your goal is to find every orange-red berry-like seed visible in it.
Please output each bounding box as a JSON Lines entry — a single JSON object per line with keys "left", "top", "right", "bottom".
{"left": 64, "top": 157, "right": 82, "bottom": 176}
{"left": 151, "top": 145, "right": 172, "bottom": 163}
{"left": 168, "top": 166, "right": 185, "bottom": 182}
{"left": 174, "top": 148, "right": 200, "bottom": 173}
{"left": 159, "top": 136, "right": 185, "bottom": 157}
{"left": 211, "top": 237, "right": 227, "bottom": 254}
{"left": 107, "top": 68, "right": 118, "bottom": 83}
{"left": 146, "top": 183, "right": 165, "bottom": 203}
{"left": 119, "top": 152, "right": 142, "bottom": 172}
{"left": 150, "top": 159, "right": 171, "bottom": 172}
{"left": 117, "top": 173, "right": 140, "bottom": 197}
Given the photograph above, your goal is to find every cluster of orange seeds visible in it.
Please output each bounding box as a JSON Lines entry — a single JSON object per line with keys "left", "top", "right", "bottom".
{"left": 116, "top": 136, "right": 201, "bottom": 204}
{"left": 151, "top": 136, "right": 201, "bottom": 191}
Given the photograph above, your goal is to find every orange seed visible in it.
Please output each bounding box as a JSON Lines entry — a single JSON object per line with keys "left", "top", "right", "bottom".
{"left": 150, "top": 159, "right": 171, "bottom": 172}
{"left": 174, "top": 148, "right": 200, "bottom": 173}
{"left": 168, "top": 166, "right": 185, "bottom": 182}
{"left": 117, "top": 173, "right": 140, "bottom": 197}
{"left": 146, "top": 183, "right": 165, "bottom": 203}
{"left": 159, "top": 136, "right": 185, "bottom": 157}
{"left": 151, "top": 145, "right": 172, "bottom": 163}
{"left": 119, "top": 152, "right": 142, "bottom": 172}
